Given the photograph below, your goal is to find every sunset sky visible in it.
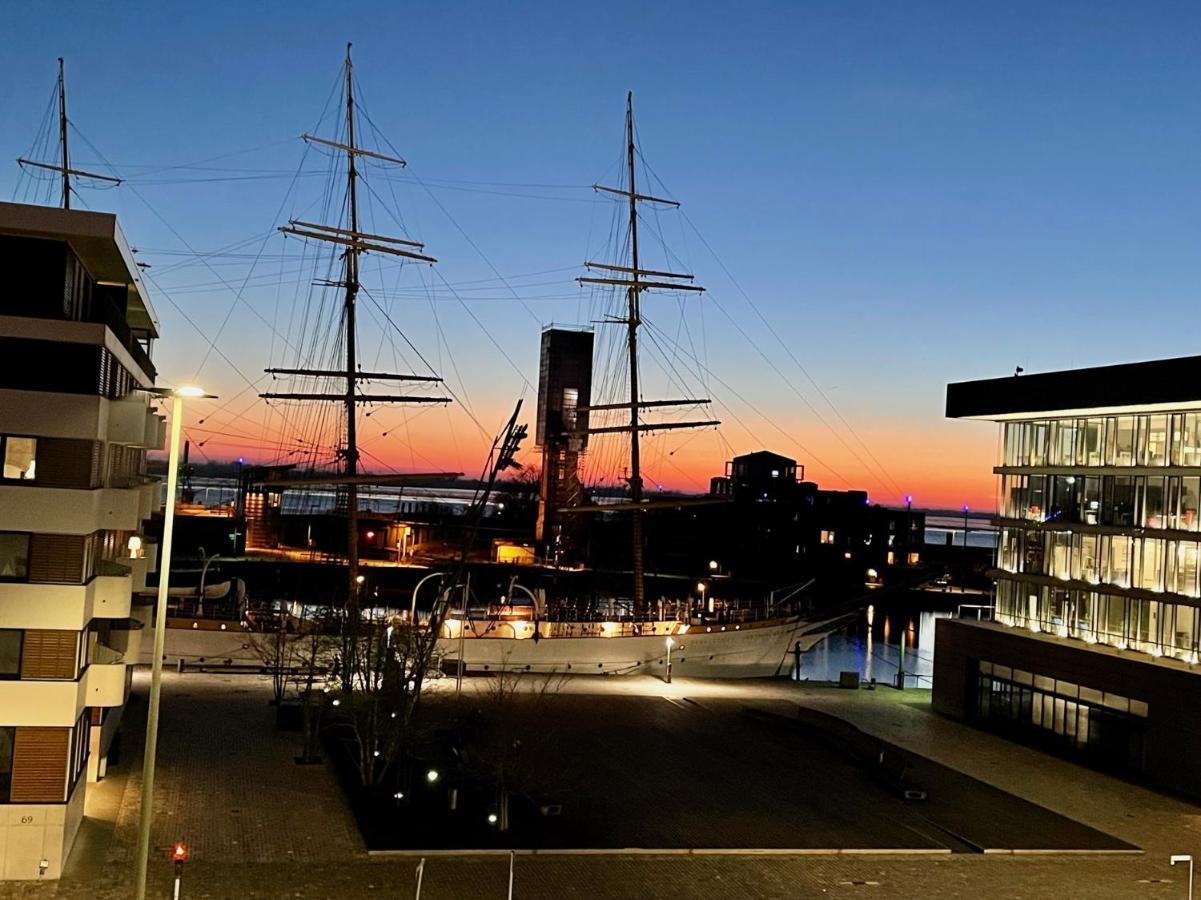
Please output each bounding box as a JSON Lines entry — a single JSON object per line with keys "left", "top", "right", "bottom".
{"left": 5, "top": 2, "right": 1201, "bottom": 510}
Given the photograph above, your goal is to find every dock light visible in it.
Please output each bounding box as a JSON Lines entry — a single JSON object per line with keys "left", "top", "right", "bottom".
{"left": 696, "top": 582, "right": 705, "bottom": 593}
{"left": 394, "top": 791, "right": 405, "bottom": 800}
{"left": 426, "top": 769, "right": 440, "bottom": 783}
{"left": 708, "top": 560, "right": 718, "bottom": 571}
{"left": 355, "top": 574, "right": 366, "bottom": 585}
{"left": 366, "top": 530, "right": 375, "bottom": 540}
{"left": 331, "top": 698, "right": 341, "bottom": 707}
{"left": 488, "top": 813, "right": 498, "bottom": 825}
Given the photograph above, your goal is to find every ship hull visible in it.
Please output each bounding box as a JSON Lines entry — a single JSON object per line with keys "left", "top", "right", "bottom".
{"left": 437, "top": 616, "right": 824, "bottom": 679}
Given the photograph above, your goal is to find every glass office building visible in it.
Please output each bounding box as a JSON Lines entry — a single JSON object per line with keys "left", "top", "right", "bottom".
{"left": 936, "top": 356, "right": 1201, "bottom": 799}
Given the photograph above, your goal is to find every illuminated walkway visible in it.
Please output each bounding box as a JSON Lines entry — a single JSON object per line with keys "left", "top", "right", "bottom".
{"left": 0, "top": 672, "right": 1195, "bottom": 899}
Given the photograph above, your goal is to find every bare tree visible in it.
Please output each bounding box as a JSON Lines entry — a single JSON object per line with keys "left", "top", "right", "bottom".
{"left": 456, "top": 666, "right": 570, "bottom": 831}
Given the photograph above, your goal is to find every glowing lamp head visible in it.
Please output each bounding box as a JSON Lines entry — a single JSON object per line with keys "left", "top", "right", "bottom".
{"left": 174, "top": 385, "right": 207, "bottom": 398}
{"left": 488, "top": 813, "right": 498, "bottom": 825}
{"left": 905, "top": 494, "right": 913, "bottom": 505}
{"left": 665, "top": 636, "right": 675, "bottom": 649}
{"left": 355, "top": 575, "right": 366, "bottom": 585}
{"left": 708, "top": 560, "right": 718, "bottom": 571}
{"left": 365, "top": 530, "right": 375, "bottom": 540}
{"left": 696, "top": 582, "right": 705, "bottom": 593}
{"left": 172, "top": 842, "right": 188, "bottom": 862}
{"left": 426, "top": 769, "right": 439, "bottom": 783}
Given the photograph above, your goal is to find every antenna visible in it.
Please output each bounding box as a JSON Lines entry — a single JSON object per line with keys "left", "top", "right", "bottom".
{"left": 16, "top": 58, "right": 122, "bottom": 207}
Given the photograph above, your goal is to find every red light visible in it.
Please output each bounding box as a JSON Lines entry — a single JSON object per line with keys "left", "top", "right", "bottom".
{"left": 172, "top": 842, "right": 188, "bottom": 861}
{"left": 366, "top": 531, "right": 375, "bottom": 540}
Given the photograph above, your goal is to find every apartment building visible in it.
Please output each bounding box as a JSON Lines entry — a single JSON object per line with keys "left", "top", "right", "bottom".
{"left": 937, "top": 356, "right": 1201, "bottom": 799}
{"left": 0, "top": 201, "right": 164, "bottom": 879}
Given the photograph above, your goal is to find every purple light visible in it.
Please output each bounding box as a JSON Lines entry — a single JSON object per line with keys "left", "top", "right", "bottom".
{"left": 963, "top": 504, "right": 969, "bottom": 512}
{"left": 905, "top": 494, "right": 913, "bottom": 505}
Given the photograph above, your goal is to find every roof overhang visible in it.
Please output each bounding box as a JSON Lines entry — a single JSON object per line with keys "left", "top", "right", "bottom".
{"left": 947, "top": 355, "right": 1201, "bottom": 421}
{"left": 0, "top": 201, "right": 159, "bottom": 337}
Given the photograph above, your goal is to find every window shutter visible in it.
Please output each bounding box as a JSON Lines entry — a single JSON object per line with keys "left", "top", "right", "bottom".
{"left": 19, "top": 630, "right": 79, "bottom": 680}
{"left": 28, "top": 533, "right": 86, "bottom": 584}
{"left": 10, "top": 727, "right": 69, "bottom": 803}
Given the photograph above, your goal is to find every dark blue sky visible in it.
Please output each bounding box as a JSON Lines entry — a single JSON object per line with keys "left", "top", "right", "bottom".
{"left": 3, "top": 2, "right": 1199, "bottom": 504}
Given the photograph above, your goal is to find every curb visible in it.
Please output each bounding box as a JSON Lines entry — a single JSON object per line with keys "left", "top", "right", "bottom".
{"left": 367, "top": 847, "right": 955, "bottom": 858}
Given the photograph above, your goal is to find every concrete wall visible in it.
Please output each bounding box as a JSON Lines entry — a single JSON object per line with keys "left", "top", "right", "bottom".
{"left": 0, "top": 775, "right": 84, "bottom": 880}
{"left": 934, "top": 618, "right": 1201, "bottom": 799}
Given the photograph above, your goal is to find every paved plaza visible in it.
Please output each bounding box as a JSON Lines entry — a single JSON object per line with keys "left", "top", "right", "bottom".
{"left": 0, "top": 671, "right": 1197, "bottom": 899}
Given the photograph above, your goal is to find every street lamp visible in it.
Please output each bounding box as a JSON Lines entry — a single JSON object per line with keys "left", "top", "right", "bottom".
{"left": 665, "top": 636, "right": 674, "bottom": 684}
{"left": 697, "top": 581, "right": 711, "bottom": 615}
{"left": 708, "top": 559, "right": 718, "bottom": 572}
{"left": 1172, "top": 855, "right": 1193, "bottom": 900}
{"left": 134, "top": 385, "right": 214, "bottom": 900}
{"left": 962, "top": 504, "right": 970, "bottom": 549}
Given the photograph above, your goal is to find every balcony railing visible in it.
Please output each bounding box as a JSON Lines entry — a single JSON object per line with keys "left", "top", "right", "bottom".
{"left": 92, "top": 295, "right": 156, "bottom": 379}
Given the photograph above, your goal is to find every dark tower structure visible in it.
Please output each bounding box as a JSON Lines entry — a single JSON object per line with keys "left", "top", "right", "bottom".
{"left": 535, "top": 327, "right": 594, "bottom": 564}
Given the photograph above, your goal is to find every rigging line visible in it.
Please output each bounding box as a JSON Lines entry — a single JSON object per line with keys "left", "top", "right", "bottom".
{"left": 68, "top": 126, "right": 309, "bottom": 367}
{"left": 143, "top": 274, "right": 297, "bottom": 447}
{"left": 401, "top": 166, "right": 543, "bottom": 328}
{"left": 357, "top": 285, "right": 492, "bottom": 440}
{"left": 428, "top": 268, "right": 535, "bottom": 394}
{"left": 190, "top": 135, "right": 324, "bottom": 377}
{"left": 642, "top": 320, "right": 856, "bottom": 489}
{"left": 635, "top": 148, "right": 903, "bottom": 494}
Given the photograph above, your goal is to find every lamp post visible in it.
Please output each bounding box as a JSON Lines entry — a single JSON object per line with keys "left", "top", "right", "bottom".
{"left": 134, "top": 385, "right": 212, "bottom": 900}
{"left": 665, "top": 636, "right": 674, "bottom": 684}
{"left": 697, "top": 581, "right": 708, "bottom": 615}
{"left": 1172, "top": 855, "right": 1194, "bottom": 900}
{"left": 904, "top": 495, "right": 913, "bottom": 565}
{"left": 962, "top": 504, "right": 970, "bottom": 549}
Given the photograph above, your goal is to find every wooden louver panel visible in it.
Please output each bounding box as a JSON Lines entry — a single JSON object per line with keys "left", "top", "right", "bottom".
{"left": 28, "top": 533, "right": 86, "bottom": 584}
{"left": 36, "top": 438, "right": 99, "bottom": 488}
{"left": 10, "top": 727, "right": 69, "bottom": 803}
{"left": 19, "top": 629, "right": 79, "bottom": 680}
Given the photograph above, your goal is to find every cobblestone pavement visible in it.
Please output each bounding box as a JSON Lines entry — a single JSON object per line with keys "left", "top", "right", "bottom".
{"left": 0, "top": 672, "right": 1196, "bottom": 899}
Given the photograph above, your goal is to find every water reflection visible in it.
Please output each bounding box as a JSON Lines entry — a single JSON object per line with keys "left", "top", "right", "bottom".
{"left": 796, "top": 603, "right": 953, "bottom": 688}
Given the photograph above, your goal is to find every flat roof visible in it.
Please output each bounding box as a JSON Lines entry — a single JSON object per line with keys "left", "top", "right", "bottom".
{"left": 947, "top": 355, "right": 1201, "bottom": 420}
{"left": 0, "top": 201, "right": 159, "bottom": 337}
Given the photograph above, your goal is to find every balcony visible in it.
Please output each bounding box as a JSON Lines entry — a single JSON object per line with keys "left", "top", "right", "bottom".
{"left": 84, "top": 644, "right": 128, "bottom": 708}
{"left": 93, "top": 562, "right": 133, "bottom": 619}
{"left": 92, "top": 294, "right": 156, "bottom": 380}
{"left": 0, "top": 484, "right": 143, "bottom": 534}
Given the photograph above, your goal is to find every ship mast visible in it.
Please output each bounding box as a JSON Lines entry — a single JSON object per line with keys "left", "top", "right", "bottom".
{"left": 577, "top": 93, "right": 716, "bottom": 615}
{"left": 16, "top": 58, "right": 122, "bottom": 208}
{"left": 261, "top": 44, "right": 449, "bottom": 667}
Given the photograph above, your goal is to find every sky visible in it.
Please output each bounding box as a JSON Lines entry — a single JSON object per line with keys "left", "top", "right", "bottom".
{"left": 4, "top": 1, "right": 1201, "bottom": 510}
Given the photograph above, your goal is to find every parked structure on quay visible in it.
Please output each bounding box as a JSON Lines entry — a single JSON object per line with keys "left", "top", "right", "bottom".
{"left": 938, "top": 356, "right": 1201, "bottom": 799}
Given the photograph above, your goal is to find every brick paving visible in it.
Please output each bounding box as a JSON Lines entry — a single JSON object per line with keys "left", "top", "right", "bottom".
{"left": 0, "top": 673, "right": 1196, "bottom": 899}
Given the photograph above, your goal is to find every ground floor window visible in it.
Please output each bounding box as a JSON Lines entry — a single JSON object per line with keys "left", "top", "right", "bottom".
{"left": 974, "top": 660, "right": 1146, "bottom": 772}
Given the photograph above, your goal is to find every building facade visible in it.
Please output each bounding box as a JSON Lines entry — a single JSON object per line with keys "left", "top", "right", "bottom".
{"left": 936, "top": 356, "right": 1201, "bottom": 798}
{"left": 0, "top": 202, "right": 163, "bottom": 879}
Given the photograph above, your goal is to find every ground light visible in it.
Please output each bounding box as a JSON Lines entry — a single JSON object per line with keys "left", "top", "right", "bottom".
{"left": 134, "top": 385, "right": 215, "bottom": 900}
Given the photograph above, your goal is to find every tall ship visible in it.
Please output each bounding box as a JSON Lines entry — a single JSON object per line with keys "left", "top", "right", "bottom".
{"left": 109, "top": 49, "right": 913, "bottom": 678}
